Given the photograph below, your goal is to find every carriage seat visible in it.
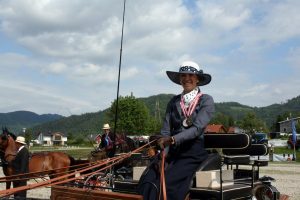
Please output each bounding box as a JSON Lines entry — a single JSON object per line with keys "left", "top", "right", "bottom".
{"left": 223, "top": 143, "right": 269, "bottom": 167}
{"left": 196, "top": 152, "right": 221, "bottom": 171}
{"left": 223, "top": 143, "right": 269, "bottom": 183}
{"left": 194, "top": 133, "right": 251, "bottom": 173}
{"left": 202, "top": 133, "right": 251, "bottom": 166}
{"left": 189, "top": 133, "right": 255, "bottom": 200}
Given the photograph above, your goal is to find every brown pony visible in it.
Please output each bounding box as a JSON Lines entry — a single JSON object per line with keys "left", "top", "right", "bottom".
{"left": 0, "top": 133, "right": 74, "bottom": 189}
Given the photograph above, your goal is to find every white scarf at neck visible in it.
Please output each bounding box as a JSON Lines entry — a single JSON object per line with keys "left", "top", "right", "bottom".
{"left": 182, "top": 87, "right": 199, "bottom": 107}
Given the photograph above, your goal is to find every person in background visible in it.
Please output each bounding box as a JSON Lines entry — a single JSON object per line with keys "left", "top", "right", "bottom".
{"left": 100, "top": 123, "right": 115, "bottom": 157}
{"left": 12, "top": 136, "right": 29, "bottom": 200}
{"left": 138, "top": 61, "right": 215, "bottom": 200}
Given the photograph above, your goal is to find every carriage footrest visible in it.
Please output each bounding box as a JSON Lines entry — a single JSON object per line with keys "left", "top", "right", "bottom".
{"left": 190, "top": 183, "right": 252, "bottom": 200}
{"left": 223, "top": 155, "right": 251, "bottom": 165}
{"left": 113, "top": 180, "right": 139, "bottom": 194}
{"left": 254, "top": 159, "right": 268, "bottom": 167}
{"left": 234, "top": 168, "right": 259, "bottom": 181}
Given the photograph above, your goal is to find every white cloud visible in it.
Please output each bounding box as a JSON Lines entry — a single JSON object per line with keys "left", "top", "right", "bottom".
{"left": 236, "top": 1, "right": 300, "bottom": 48}
{"left": 43, "top": 62, "right": 68, "bottom": 74}
{"left": 0, "top": 79, "right": 94, "bottom": 115}
{"left": 241, "top": 84, "right": 269, "bottom": 97}
{"left": 0, "top": 0, "right": 299, "bottom": 116}
{"left": 197, "top": 1, "right": 251, "bottom": 31}
{"left": 0, "top": 53, "right": 29, "bottom": 69}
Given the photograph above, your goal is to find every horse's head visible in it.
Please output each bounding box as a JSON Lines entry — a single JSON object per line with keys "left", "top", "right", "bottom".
{"left": 89, "top": 150, "right": 107, "bottom": 162}
{"left": 2, "top": 127, "right": 9, "bottom": 135}
{"left": 114, "top": 134, "right": 125, "bottom": 154}
{"left": 0, "top": 133, "right": 17, "bottom": 162}
{"left": 114, "top": 133, "right": 136, "bottom": 154}
{"left": 2, "top": 127, "right": 16, "bottom": 140}
{"left": 0, "top": 134, "right": 9, "bottom": 150}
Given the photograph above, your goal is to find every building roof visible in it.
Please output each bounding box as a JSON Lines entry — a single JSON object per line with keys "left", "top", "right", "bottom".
{"left": 227, "top": 127, "right": 235, "bottom": 133}
{"left": 278, "top": 117, "right": 300, "bottom": 123}
{"left": 205, "top": 124, "right": 227, "bottom": 133}
{"left": 35, "top": 131, "right": 65, "bottom": 138}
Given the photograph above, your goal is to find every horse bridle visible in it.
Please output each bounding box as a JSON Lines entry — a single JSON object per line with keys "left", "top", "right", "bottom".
{"left": 0, "top": 134, "right": 17, "bottom": 163}
{"left": 4, "top": 152, "right": 17, "bottom": 163}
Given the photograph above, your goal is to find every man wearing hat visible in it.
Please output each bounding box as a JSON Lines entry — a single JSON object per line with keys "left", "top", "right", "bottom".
{"left": 12, "top": 136, "right": 29, "bottom": 199}
{"left": 139, "top": 61, "right": 215, "bottom": 200}
{"left": 99, "top": 123, "right": 115, "bottom": 157}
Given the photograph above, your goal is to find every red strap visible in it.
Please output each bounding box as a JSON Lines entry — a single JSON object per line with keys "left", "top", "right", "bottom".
{"left": 159, "top": 150, "right": 167, "bottom": 200}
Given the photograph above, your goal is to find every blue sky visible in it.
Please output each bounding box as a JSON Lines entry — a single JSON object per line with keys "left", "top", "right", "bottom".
{"left": 0, "top": 0, "right": 299, "bottom": 116}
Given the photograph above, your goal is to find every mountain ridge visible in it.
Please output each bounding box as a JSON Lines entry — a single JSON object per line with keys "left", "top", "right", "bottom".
{"left": 1, "top": 94, "right": 299, "bottom": 135}
{"left": 0, "top": 111, "right": 63, "bottom": 133}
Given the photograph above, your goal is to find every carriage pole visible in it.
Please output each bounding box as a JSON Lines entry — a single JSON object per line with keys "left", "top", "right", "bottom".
{"left": 113, "top": 0, "right": 126, "bottom": 151}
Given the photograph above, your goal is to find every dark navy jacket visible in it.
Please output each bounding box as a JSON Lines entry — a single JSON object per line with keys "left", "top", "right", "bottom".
{"left": 161, "top": 92, "right": 215, "bottom": 146}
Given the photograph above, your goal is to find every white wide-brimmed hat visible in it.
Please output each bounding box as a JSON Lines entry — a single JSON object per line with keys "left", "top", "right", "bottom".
{"left": 166, "top": 61, "right": 211, "bottom": 86}
{"left": 15, "top": 136, "right": 26, "bottom": 145}
{"left": 102, "top": 123, "right": 111, "bottom": 130}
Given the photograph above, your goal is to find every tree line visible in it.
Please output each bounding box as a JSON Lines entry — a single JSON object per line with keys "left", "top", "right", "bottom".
{"left": 23, "top": 94, "right": 300, "bottom": 144}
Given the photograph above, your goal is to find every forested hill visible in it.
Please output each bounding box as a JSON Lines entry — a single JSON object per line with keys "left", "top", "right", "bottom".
{"left": 1, "top": 95, "right": 300, "bottom": 136}
{"left": 29, "top": 94, "right": 175, "bottom": 136}
{"left": 0, "top": 111, "right": 63, "bottom": 133}
{"left": 254, "top": 95, "right": 300, "bottom": 126}
{"left": 139, "top": 94, "right": 175, "bottom": 117}
{"left": 31, "top": 110, "right": 107, "bottom": 137}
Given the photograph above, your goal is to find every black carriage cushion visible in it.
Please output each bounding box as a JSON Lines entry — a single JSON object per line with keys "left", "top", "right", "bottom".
{"left": 222, "top": 144, "right": 268, "bottom": 156}
{"left": 204, "top": 133, "right": 250, "bottom": 149}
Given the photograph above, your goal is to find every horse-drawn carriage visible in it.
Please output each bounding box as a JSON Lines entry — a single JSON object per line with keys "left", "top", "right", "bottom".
{"left": 0, "top": 129, "right": 281, "bottom": 200}
{"left": 52, "top": 133, "right": 281, "bottom": 200}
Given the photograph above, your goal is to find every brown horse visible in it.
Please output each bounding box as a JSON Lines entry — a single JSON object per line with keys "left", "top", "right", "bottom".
{"left": 88, "top": 133, "right": 137, "bottom": 162}
{"left": 86, "top": 133, "right": 137, "bottom": 171}
{"left": 0, "top": 127, "right": 17, "bottom": 189}
{"left": 114, "top": 133, "right": 136, "bottom": 154}
{"left": 0, "top": 132, "right": 75, "bottom": 189}
{"left": 29, "top": 151, "right": 75, "bottom": 179}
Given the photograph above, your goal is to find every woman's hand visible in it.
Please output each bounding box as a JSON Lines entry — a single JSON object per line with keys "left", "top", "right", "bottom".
{"left": 157, "top": 136, "right": 173, "bottom": 149}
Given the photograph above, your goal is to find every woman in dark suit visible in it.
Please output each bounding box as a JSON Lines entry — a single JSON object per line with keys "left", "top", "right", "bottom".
{"left": 139, "top": 61, "right": 215, "bottom": 200}
{"left": 12, "top": 136, "right": 29, "bottom": 199}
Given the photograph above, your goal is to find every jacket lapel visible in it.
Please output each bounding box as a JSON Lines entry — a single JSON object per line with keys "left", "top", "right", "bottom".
{"left": 175, "top": 96, "right": 182, "bottom": 119}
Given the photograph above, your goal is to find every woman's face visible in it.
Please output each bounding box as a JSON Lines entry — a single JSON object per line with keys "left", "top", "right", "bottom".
{"left": 180, "top": 73, "right": 199, "bottom": 93}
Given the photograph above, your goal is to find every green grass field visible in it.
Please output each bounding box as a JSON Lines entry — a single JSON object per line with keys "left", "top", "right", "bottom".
{"left": 273, "top": 146, "right": 300, "bottom": 162}
{"left": 29, "top": 146, "right": 94, "bottom": 159}
{"left": 28, "top": 145, "right": 300, "bottom": 162}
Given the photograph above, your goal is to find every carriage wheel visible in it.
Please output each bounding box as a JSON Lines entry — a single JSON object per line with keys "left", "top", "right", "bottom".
{"left": 83, "top": 172, "right": 111, "bottom": 191}
{"left": 253, "top": 183, "right": 275, "bottom": 200}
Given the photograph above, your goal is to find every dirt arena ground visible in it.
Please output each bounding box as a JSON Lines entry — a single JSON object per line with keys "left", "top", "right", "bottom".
{"left": 0, "top": 162, "right": 299, "bottom": 199}
{"left": 259, "top": 162, "right": 300, "bottom": 200}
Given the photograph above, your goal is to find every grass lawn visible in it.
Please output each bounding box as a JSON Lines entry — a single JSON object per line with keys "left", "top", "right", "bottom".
{"left": 28, "top": 145, "right": 300, "bottom": 162}
{"left": 273, "top": 146, "right": 300, "bottom": 162}
{"left": 29, "top": 146, "right": 95, "bottom": 159}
